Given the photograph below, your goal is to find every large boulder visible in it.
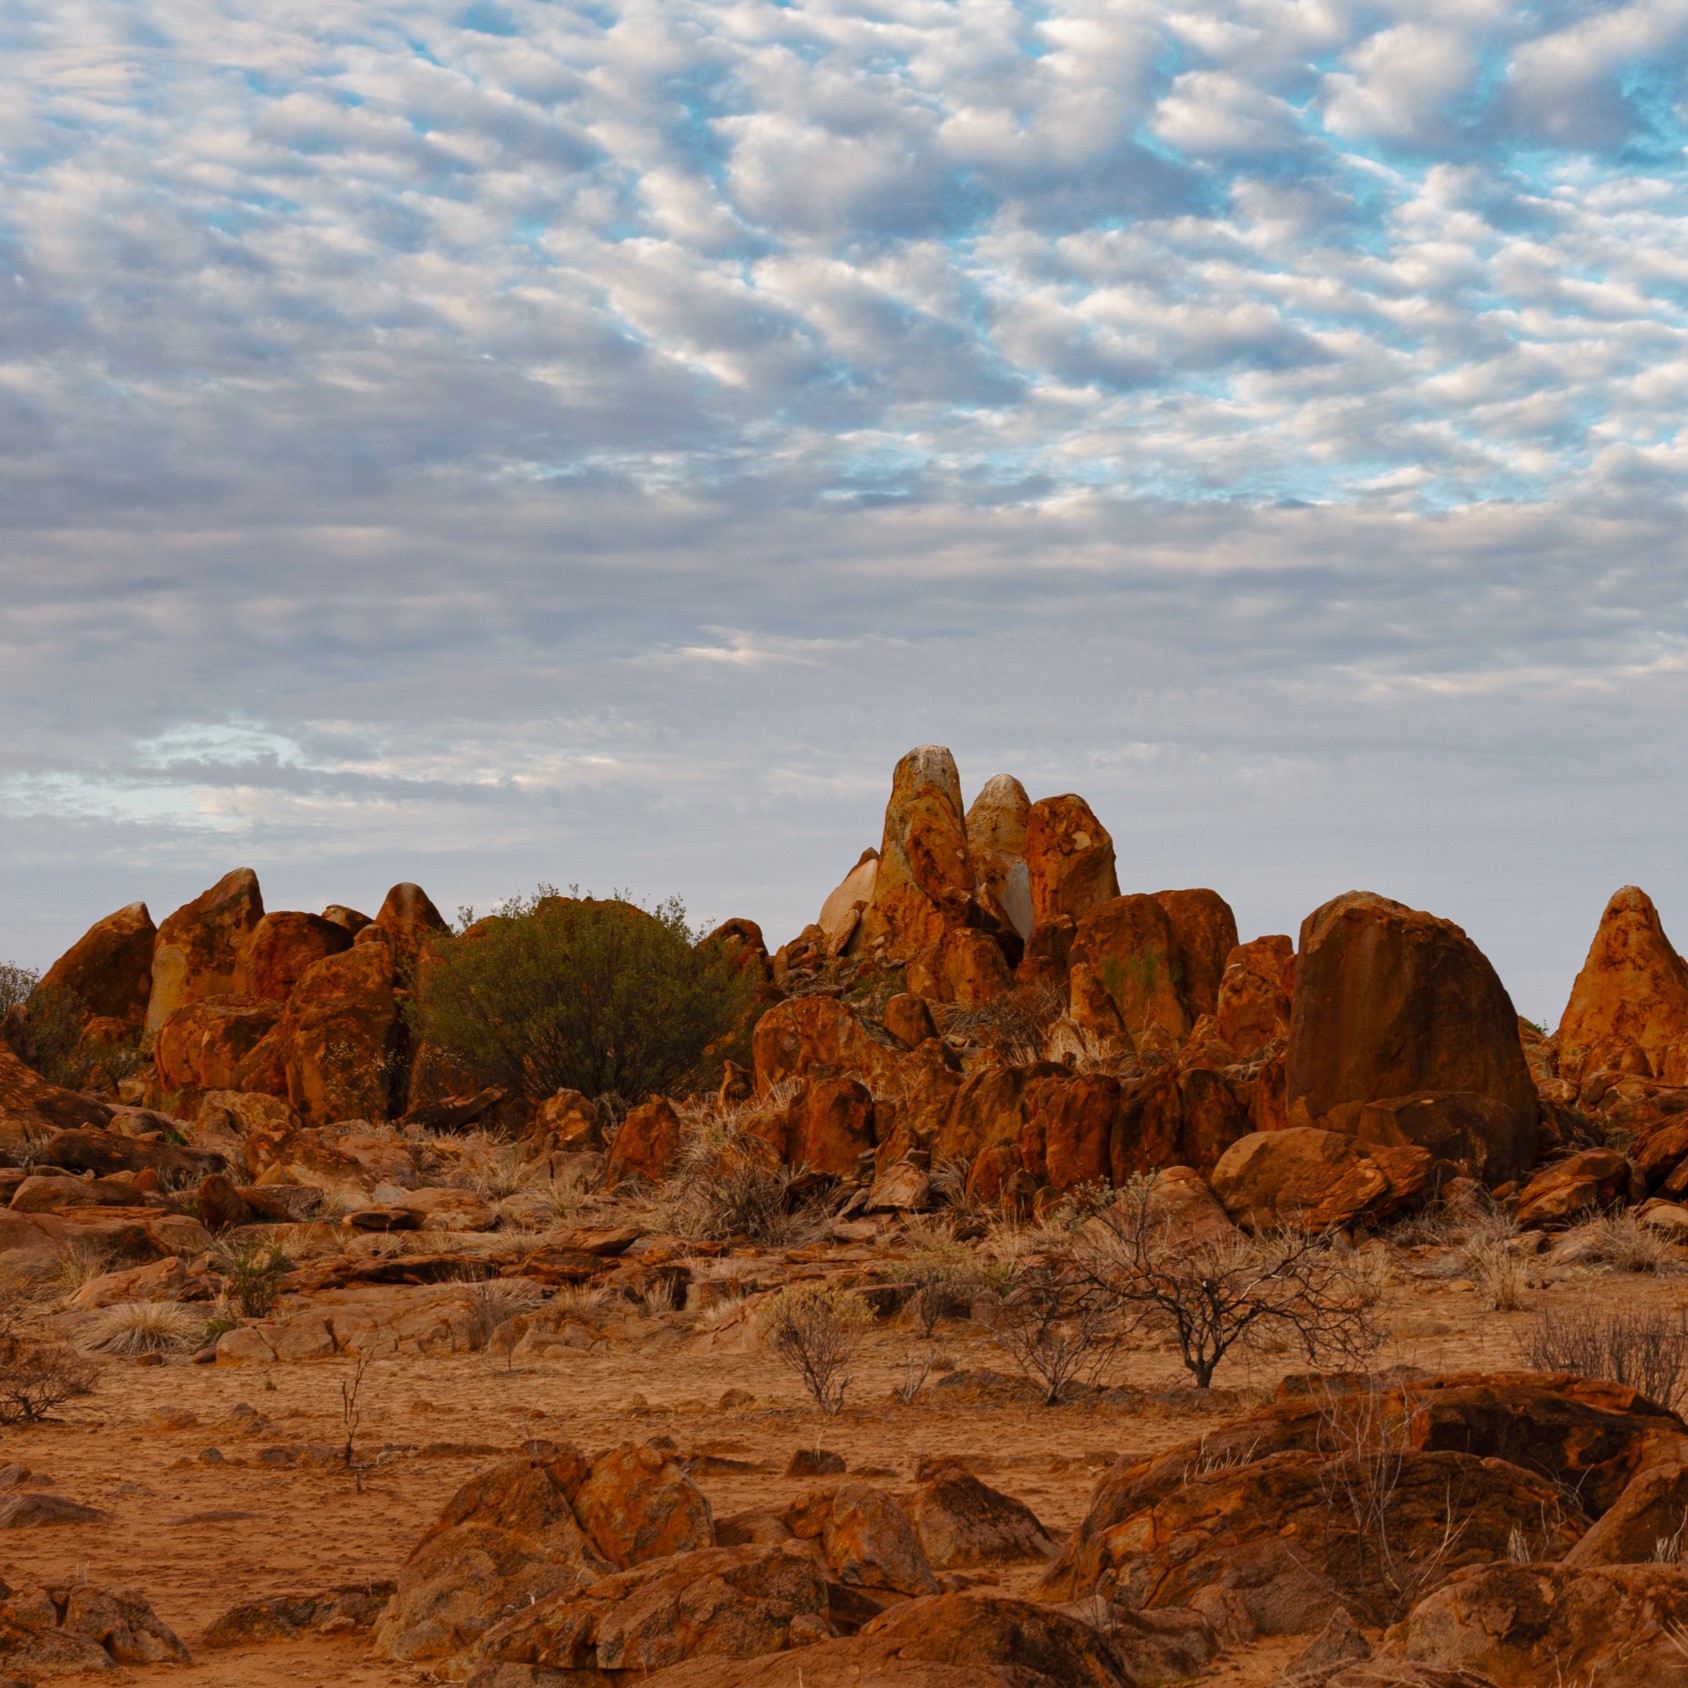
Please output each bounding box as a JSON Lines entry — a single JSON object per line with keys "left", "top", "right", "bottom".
{"left": 1557, "top": 887, "right": 1688, "bottom": 1086}
{"left": 605, "top": 1097, "right": 684, "bottom": 1186}
{"left": 857, "top": 747, "right": 975, "bottom": 963}
{"left": 905, "top": 1464, "right": 1055, "bottom": 1569}
{"left": 1210, "top": 1126, "right": 1432, "bottom": 1230}
{"left": 464, "top": 1544, "right": 828, "bottom": 1683}
{"left": 1214, "top": 935, "right": 1294, "bottom": 1058}
{"left": 153, "top": 998, "right": 281, "bottom": 1094}
{"left": 1513, "top": 1147, "right": 1630, "bottom": 1229}
{"left": 636, "top": 1593, "right": 1134, "bottom": 1688}
{"left": 1024, "top": 796, "right": 1118, "bottom": 932}
{"left": 372, "top": 882, "right": 449, "bottom": 974}
{"left": 144, "top": 868, "right": 265, "bottom": 1032}
{"left": 1069, "top": 895, "right": 1193, "bottom": 1041}
{"left": 1286, "top": 892, "right": 1537, "bottom": 1173}
{"left": 822, "top": 1483, "right": 938, "bottom": 1596}
{"left": 1350, "top": 1091, "right": 1537, "bottom": 1186}
{"left": 966, "top": 775, "right": 1034, "bottom": 941}
{"left": 276, "top": 942, "right": 403, "bottom": 1125}
{"left": 1151, "top": 890, "right": 1239, "bottom": 1021}
{"left": 0, "top": 1045, "right": 110, "bottom": 1152}
{"left": 752, "top": 997, "right": 903, "bottom": 1094}
{"left": 232, "top": 912, "right": 352, "bottom": 1002}
{"left": 38, "top": 902, "right": 155, "bottom": 1033}
{"left": 571, "top": 1442, "right": 714, "bottom": 1568}
{"left": 817, "top": 851, "right": 879, "bottom": 951}
{"left": 1394, "top": 1562, "right": 1688, "bottom": 1687}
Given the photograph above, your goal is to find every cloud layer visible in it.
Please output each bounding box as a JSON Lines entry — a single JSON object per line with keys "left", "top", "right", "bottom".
{"left": 2, "top": 0, "right": 1687, "bottom": 1020}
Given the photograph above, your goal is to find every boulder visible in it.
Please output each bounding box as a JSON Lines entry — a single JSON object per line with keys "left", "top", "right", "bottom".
{"left": 1285, "top": 892, "right": 1537, "bottom": 1168}
{"left": 1214, "top": 935, "right": 1294, "bottom": 1059}
{"left": 463, "top": 1544, "right": 828, "bottom": 1682}
{"left": 1513, "top": 1147, "right": 1630, "bottom": 1229}
{"left": 1151, "top": 890, "right": 1239, "bottom": 1021}
{"left": 752, "top": 997, "right": 903, "bottom": 1094}
{"left": 0, "top": 1044, "right": 111, "bottom": 1151}
{"left": 39, "top": 902, "right": 155, "bottom": 1032}
{"left": 322, "top": 905, "right": 372, "bottom": 933}
{"left": 1394, "top": 1562, "right": 1688, "bottom": 1687}
{"left": 904, "top": 1464, "right": 1055, "bottom": 1568}
{"left": 153, "top": 997, "right": 280, "bottom": 1094}
{"left": 932, "top": 1063, "right": 1117, "bottom": 1200}
{"left": 633, "top": 1593, "right": 1130, "bottom": 1688}
{"left": 68, "top": 1255, "right": 190, "bottom": 1310}
{"left": 857, "top": 747, "right": 975, "bottom": 963}
{"left": 1069, "top": 896, "right": 1192, "bottom": 1040}
{"left": 1557, "top": 887, "right": 1688, "bottom": 1085}
{"left": 372, "top": 882, "right": 450, "bottom": 974}
{"left": 965, "top": 775, "right": 1034, "bottom": 941}
{"left": 782, "top": 1077, "right": 876, "bottom": 1177}
{"left": 904, "top": 928, "right": 1013, "bottom": 1006}
{"left": 204, "top": 1581, "right": 396, "bottom": 1647}
{"left": 818, "top": 851, "right": 880, "bottom": 949}
{"left": 1351, "top": 1091, "right": 1536, "bottom": 1186}
{"left": 373, "top": 1450, "right": 611, "bottom": 1664}
{"left": 1210, "top": 1126, "right": 1432, "bottom": 1230}
{"left": 38, "top": 1125, "right": 222, "bottom": 1185}
{"left": 605, "top": 1098, "right": 684, "bottom": 1186}
{"left": 232, "top": 912, "right": 353, "bottom": 1002}
{"left": 276, "top": 942, "right": 403, "bottom": 1125}
{"left": 822, "top": 1483, "right": 938, "bottom": 1596}
{"left": 145, "top": 867, "right": 265, "bottom": 1032}
{"left": 571, "top": 1442, "right": 714, "bottom": 1569}
{"left": 1024, "top": 796, "right": 1118, "bottom": 932}
{"left": 1565, "top": 1459, "right": 1688, "bottom": 1566}
{"left": 528, "top": 1090, "right": 606, "bottom": 1152}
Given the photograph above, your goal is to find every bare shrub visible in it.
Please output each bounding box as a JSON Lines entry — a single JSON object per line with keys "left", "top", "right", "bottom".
{"left": 902, "top": 1222, "right": 978, "bottom": 1337}
{"left": 933, "top": 981, "right": 1063, "bottom": 1063}
{"left": 80, "top": 1301, "right": 204, "bottom": 1356}
{"left": 1078, "top": 1174, "right": 1383, "bottom": 1389}
{"left": 765, "top": 1283, "right": 874, "bottom": 1415}
{"left": 990, "top": 1258, "right": 1120, "bottom": 1405}
{"left": 467, "top": 1280, "right": 546, "bottom": 1347}
{"left": 0, "top": 1303, "right": 95, "bottom": 1424}
{"left": 1517, "top": 1306, "right": 1688, "bottom": 1410}
{"left": 893, "top": 1343, "right": 936, "bottom": 1405}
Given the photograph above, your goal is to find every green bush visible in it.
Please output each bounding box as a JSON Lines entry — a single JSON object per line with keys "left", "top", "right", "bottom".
{"left": 0, "top": 963, "right": 38, "bottom": 1016}
{"left": 409, "top": 887, "right": 746, "bottom": 1103}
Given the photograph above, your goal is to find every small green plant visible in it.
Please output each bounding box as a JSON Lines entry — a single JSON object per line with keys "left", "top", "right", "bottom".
{"left": 214, "top": 1238, "right": 292, "bottom": 1319}
{"left": 765, "top": 1283, "right": 875, "bottom": 1415}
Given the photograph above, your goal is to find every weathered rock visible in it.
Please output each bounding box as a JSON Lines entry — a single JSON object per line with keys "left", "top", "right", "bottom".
{"left": 1351, "top": 1091, "right": 1536, "bottom": 1186}
{"left": 752, "top": 997, "right": 903, "bottom": 1094}
{"left": 40, "top": 1124, "right": 222, "bottom": 1185}
{"left": 905, "top": 1464, "right": 1054, "bottom": 1569}
{"left": 0, "top": 1583, "right": 189, "bottom": 1671}
{"left": 0, "top": 1493, "right": 105, "bottom": 1528}
{"left": 464, "top": 1544, "right": 828, "bottom": 1683}
{"left": 153, "top": 997, "right": 281, "bottom": 1094}
{"left": 904, "top": 928, "right": 1013, "bottom": 1006}
{"left": 0, "top": 1044, "right": 111, "bottom": 1151}
{"left": 966, "top": 775, "right": 1034, "bottom": 941}
{"left": 40, "top": 902, "right": 156, "bottom": 1033}
{"left": 1024, "top": 796, "right": 1118, "bottom": 933}
{"left": 1565, "top": 1458, "right": 1688, "bottom": 1566}
{"left": 145, "top": 868, "right": 265, "bottom": 1033}
{"left": 1215, "top": 935, "right": 1294, "bottom": 1059}
{"left": 372, "top": 882, "right": 450, "bottom": 975}
{"left": 932, "top": 1063, "right": 1118, "bottom": 1201}
{"left": 1210, "top": 1127, "right": 1432, "bottom": 1230}
{"left": 67, "top": 1255, "right": 189, "bottom": 1310}
{"left": 322, "top": 905, "right": 372, "bottom": 934}
{"left": 276, "top": 942, "right": 403, "bottom": 1125}
{"left": 857, "top": 747, "right": 974, "bottom": 963}
{"left": 1286, "top": 892, "right": 1537, "bottom": 1166}
{"left": 1557, "top": 888, "right": 1688, "bottom": 1086}
{"left": 823, "top": 1483, "right": 938, "bottom": 1596}
{"left": 818, "top": 851, "right": 880, "bottom": 949}
{"left": 1152, "top": 890, "right": 1240, "bottom": 1022}
{"left": 633, "top": 1593, "right": 1130, "bottom": 1688}
{"left": 1069, "top": 896, "right": 1192, "bottom": 1041}
{"left": 572, "top": 1442, "right": 714, "bottom": 1569}
{"left": 780, "top": 1076, "right": 875, "bottom": 1177}
{"left": 204, "top": 1580, "right": 396, "bottom": 1647}
{"left": 1513, "top": 1147, "right": 1630, "bottom": 1229}
{"left": 1394, "top": 1562, "right": 1688, "bottom": 1687}
{"left": 373, "top": 1450, "right": 611, "bottom": 1664}
{"left": 10, "top": 1171, "right": 153, "bottom": 1213}
{"left": 232, "top": 912, "right": 354, "bottom": 1002}
{"left": 605, "top": 1098, "right": 683, "bottom": 1186}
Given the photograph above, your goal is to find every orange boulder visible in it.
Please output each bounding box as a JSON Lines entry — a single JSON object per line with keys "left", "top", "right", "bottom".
{"left": 783, "top": 1076, "right": 875, "bottom": 1177}
{"left": 1024, "top": 795, "right": 1118, "bottom": 932}
{"left": 153, "top": 998, "right": 281, "bottom": 1094}
{"left": 1210, "top": 1126, "right": 1432, "bottom": 1230}
{"left": 1069, "top": 894, "right": 1191, "bottom": 1040}
{"left": 605, "top": 1098, "right": 683, "bottom": 1186}
{"left": 857, "top": 747, "right": 975, "bottom": 963}
{"left": 752, "top": 997, "right": 903, "bottom": 1094}
{"left": 904, "top": 928, "right": 1012, "bottom": 1006}
{"left": 571, "top": 1441, "right": 714, "bottom": 1569}
{"left": 1215, "top": 934, "right": 1294, "bottom": 1058}
{"left": 1556, "top": 887, "right": 1688, "bottom": 1085}
{"left": 1285, "top": 891, "right": 1537, "bottom": 1160}
{"left": 965, "top": 774, "right": 1034, "bottom": 941}
{"left": 39, "top": 902, "right": 155, "bottom": 1032}
{"left": 275, "top": 943, "right": 403, "bottom": 1125}
{"left": 372, "top": 882, "right": 449, "bottom": 974}
{"left": 232, "top": 912, "right": 353, "bottom": 1002}
{"left": 1152, "top": 889, "right": 1239, "bottom": 1020}
{"left": 145, "top": 868, "right": 265, "bottom": 1032}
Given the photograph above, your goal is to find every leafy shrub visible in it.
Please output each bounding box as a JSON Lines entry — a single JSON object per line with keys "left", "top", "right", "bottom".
{"left": 0, "top": 963, "right": 38, "bottom": 1015}
{"left": 214, "top": 1238, "right": 292, "bottom": 1319}
{"left": 409, "top": 888, "right": 746, "bottom": 1103}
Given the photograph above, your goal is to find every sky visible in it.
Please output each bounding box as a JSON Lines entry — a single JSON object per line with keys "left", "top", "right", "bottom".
{"left": 3, "top": 0, "right": 1688, "bottom": 1024}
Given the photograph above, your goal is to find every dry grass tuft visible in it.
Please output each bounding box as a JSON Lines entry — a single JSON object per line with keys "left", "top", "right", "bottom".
{"left": 79, "top": 1301, "right": 205, "bottom": 1356}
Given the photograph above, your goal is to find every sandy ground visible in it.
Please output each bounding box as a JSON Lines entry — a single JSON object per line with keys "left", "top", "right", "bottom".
{"left": 2, "top": 1243, "right": 1684, "bottom": 1687}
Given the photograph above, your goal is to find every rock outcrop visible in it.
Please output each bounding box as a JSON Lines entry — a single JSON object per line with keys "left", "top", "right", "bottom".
{"left": 145, "top": 868, "right": 265, "bottom": 1032}
{"left": 856, "top": 747, "right": 974, "bottom": 963}
{"left": 1024, "top": 795, "right": 1118, "bottom": 932}
{"left": 1557, "top": 887, "right": 1688, "bottom": 1085}
{"left": 38, "top": 901, "right": 155, "bottom": 1033}
{"left": 965, "top": 775, "right": 1034, "bottom": 941}
{"left": 1286, "top": 891, "right": 1537, "bottom": 1179}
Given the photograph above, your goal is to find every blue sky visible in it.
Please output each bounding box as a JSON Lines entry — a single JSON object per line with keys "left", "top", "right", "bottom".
{"left": 3, "top": 0, "right": 1688, "bottom": 1021}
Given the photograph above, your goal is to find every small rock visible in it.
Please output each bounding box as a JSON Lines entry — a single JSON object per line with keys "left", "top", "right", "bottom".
{"left": 787, "top": 1448, "right": 847, "bottom": 1478}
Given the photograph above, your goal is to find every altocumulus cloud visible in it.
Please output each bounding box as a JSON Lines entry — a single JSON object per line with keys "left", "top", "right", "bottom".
{"left": 1, "top": 0, "right": 1687, "bottom": 1019}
